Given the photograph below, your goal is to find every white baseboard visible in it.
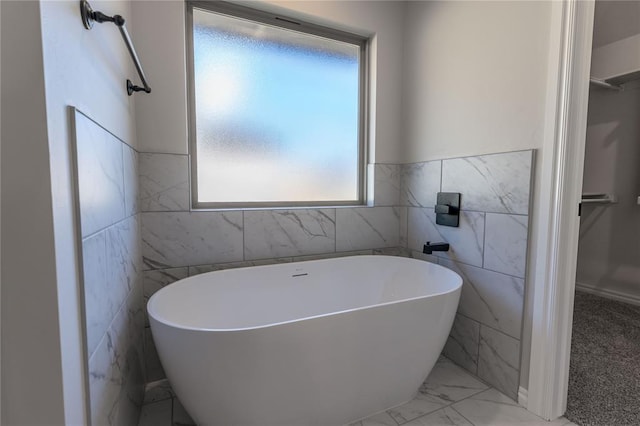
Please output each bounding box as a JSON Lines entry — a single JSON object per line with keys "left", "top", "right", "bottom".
{"left": 575, "top": 282, "right": 640, "bottom": 307}
{"left": 518, "top": 386, "right": 528, "bottom": 408}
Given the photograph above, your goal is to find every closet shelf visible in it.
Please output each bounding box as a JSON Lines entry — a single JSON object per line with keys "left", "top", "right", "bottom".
{"left": 589, "top": 78, "right": 622, "bottom": 91}
{"left": 581, "top": 193, "right": 617, "bottom": 204}
{"left": 590, "top": 68, "right": 640, "bottom": 91}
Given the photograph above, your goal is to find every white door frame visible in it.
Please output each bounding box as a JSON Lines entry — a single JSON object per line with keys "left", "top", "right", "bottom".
{"left": 525, "top": 0, "right": 594, "bottom": 420}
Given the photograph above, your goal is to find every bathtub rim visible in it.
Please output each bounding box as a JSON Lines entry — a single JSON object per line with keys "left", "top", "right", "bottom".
{"left": 147, "top": 255, "right": 462, "bottom": 333}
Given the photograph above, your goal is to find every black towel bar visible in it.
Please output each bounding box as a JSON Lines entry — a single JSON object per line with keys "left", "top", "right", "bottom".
{"left": 80, "top": 0, "right": 151, "bottom": 96}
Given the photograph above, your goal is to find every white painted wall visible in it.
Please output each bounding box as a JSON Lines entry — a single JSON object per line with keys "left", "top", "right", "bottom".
{"left": 401, "top": 1, "right": 552, "bottom": 162}
{"left": 131, "top": 0, "right": 406, "bottom": 163}
{"left": 1, "top": 1, "right": 66, "bottom": 424}
{"left": 576, "top": 82, "right": 640, "bottom": 302}
{"left": 131, "top": 0, "right": 187, "bottom": 155}
{"left": 1, "top": 1, "right": 3, "bottom": 420}
{"left": 2, "top": 0, "right": 137, "bottom": 423}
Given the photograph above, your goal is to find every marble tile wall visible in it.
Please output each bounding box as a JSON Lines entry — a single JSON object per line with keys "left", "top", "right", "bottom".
{"left": 138, "top": 153, "right": 415, "bottom": 381}
{"left": 400, "top": 150, "right": 534, "bottom": 400}
{"left": 137, "top": 150, "right": 533, "bottom": 401}
{"left": 74, "top": 110, "right": 144, "bottom": 426}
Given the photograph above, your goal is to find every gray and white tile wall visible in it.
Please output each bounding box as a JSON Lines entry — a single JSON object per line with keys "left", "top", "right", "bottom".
{"left": 137, "top": 149, "right": 533, "bottom": 400}
{"left": 401, "top": 150, "right": 534, "bottom": 400}
{"left": 138, "top": 153, "right": 411, "bottom": 380}
{"left": 74, "top": 110, "right": 144, "bottom": 426}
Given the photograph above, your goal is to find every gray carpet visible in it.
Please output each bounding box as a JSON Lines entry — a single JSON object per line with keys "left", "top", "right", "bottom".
{"left": 565, "top": 291, "right": 640, "bottom": 426}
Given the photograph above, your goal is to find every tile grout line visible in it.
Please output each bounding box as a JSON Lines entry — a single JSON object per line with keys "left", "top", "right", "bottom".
{"left": 392, "top": 384, "right": 490, "bottom": 426}
{"left": 435, "top": 255, "right": 526, "bottom": 281}
{"left": 474, "top": 324, "right": 481, "bottom": 376}
{"left": 481, "top": 212, "right": 487, "bottom": 269}
{"left": 120, "top": 140, "right": 127, "bottom": 223}
{"left": 388, "top": 408, "right": 402, "bottom": 426}
{"left": 136, "top": 207, "right": 528, "bottom": 216}
{"left": 334, "top": 208, "right": 338, "bottom": 254}
{"left": 403, "top": 206, "right": 408, "bottom": 248}
{"left": 82, "top": 210, "right": 139, "bottom": 242}
{"left": 456, "top": 386, "right": 491, "bottom": 405}
{"left": 87, "top": 279, "right": 140, "bottom": 365}
{"left": 450, "top": 404, "right": 477, "bottom": 426}
{"left": 170, "top": 395, "right": 175, "bottom": 424}
{"left": 242, "top": 210, "right": 246, "bottom": 262}
{"left": 397, "top": 148, "right": 534, "bottom": 166}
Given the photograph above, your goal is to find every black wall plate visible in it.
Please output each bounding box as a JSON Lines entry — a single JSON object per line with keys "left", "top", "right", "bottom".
{"left": 435, "top": 192, "right": 461, "bottom": 227}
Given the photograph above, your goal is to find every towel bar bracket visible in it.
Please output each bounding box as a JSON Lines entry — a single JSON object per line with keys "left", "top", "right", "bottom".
{"left": 127, "top": 80, "right": 148, "bottom": 95}
{"left": 81, "top": 2, "right": 123, "bottom": 29}
{"left": 80, "top": 0, "right": 94, "bottom": 29}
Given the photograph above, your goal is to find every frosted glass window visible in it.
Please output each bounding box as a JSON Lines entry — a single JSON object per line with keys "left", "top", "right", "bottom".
{"left": 188, "top": 3, "right": 367, "bottom": 207}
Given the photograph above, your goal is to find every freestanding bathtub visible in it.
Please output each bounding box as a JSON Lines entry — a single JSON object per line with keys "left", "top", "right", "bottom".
{"left": 148, "top": 255, "right": 462, "bottom": 426}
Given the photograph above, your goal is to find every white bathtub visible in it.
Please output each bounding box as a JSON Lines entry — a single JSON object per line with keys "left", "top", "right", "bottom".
{"left": 148, "top": 255, "right": 462, "bottom": 426}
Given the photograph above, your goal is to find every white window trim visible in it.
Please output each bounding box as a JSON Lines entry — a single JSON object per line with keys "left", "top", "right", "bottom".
{"left": 185, "top": 0, "right": 370, "bottom": 210}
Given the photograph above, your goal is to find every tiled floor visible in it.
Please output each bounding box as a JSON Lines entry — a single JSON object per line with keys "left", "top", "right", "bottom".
{"left": 138, "top": 357, "right": 575, "bottom": 426}
{"left": 138, "top": 380, "right": 195, "bottom": 426}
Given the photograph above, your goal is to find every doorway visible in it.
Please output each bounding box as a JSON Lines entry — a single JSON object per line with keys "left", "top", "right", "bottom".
{"left": 565, "top": 2, "right": 640, "bottom": 424}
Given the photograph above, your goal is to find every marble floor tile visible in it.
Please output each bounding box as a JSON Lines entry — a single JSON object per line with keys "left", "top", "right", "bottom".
{"left": 404, "top": 407, "right": 472, "bottom": 426}
{"left": 173, "top": 398, "right": 196, "bottom": 426}
{"left": 359, "top": 411, "right": 397, "bottom": 426}
{"left": 420, "top": 358, "right": 488, "bottom": 405}
{"left": 387, "top": 393, "right": 448, "bottom": 425}
{"left": 138, "top": 399, "right": 172, "bottom": 426}
{"left": 136, "top": 367, "right": 578, "bottom": 426}
{"left": 451, "top": 388, "right": 549, "bottom": 425}
{"left": 142, "top": 379, "right": 174, "bottom": 405}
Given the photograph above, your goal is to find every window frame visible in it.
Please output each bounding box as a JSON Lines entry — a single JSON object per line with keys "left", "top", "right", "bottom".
{"left": 185, "top": 0, "right": 370, "bottom": 210}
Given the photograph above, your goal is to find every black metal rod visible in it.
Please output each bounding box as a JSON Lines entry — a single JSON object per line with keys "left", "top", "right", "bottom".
{"left": 80, "top": 0, "right": 151, "bottom": 96}
{"left": 115, "top": 21, "right": 151, "bottom": 94}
